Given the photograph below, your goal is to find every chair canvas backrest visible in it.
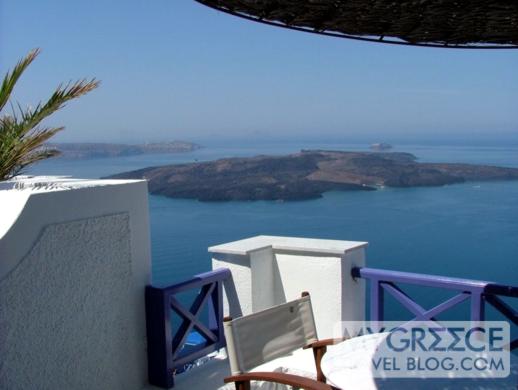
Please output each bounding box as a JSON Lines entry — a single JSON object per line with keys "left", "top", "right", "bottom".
{"left": 224, "top": 294, "right": 318, "bottom": 375}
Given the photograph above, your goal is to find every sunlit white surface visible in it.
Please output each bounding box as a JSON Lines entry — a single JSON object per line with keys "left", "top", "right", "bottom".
{"left": 322, "top": 333, "right": 518, "bottom": 389}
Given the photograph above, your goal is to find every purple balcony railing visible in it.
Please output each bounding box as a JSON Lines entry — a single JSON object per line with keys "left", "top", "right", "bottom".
{"left": 145, "top": 268, "right": 231, "bottom": 388}
{"left": 144, "top": 264, "right": 516, "bottom": 388}
{"left": 352, "top": 267, "right": 518, "bottom": 350}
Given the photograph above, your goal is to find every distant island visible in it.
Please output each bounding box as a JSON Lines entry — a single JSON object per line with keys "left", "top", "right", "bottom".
{"left": 47, "top": 141, "right": 201, "bottom": 159}
{"left": 108, "top": 150, "right": 518, "bottom": 201}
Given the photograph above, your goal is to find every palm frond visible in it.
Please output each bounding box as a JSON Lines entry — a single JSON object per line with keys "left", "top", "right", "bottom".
{"left": 0, "top": 48, "right": 40, "bottom": 113}
{"left": 16, "top": 78, "right": 99, "bottom": 135}
{"left": 0, "top": 124, "right": 65, "bottom": 180}
{"left": 0, "top": 49, "right": 99, "bottom": 181}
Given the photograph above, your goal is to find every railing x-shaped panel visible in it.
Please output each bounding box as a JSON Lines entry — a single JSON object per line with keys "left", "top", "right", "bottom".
{"left": 145, "top": 268, "right": 231, "bottom": 388}
{"left": 352, "top": 267, "right": 518, "bottom": 350}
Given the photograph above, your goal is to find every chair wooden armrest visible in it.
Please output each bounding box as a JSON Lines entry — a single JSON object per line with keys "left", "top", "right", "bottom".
{"left": 304, "top": 337, "right": 349, "bottom": 349}
{"left": 303, "top": 337, "right": 349, "bottom": 382}
{"left": 224, "top": 372, "right": 334, "bottom": 390}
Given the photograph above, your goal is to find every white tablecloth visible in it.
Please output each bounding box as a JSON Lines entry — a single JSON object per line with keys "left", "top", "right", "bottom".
{"left": 321, "top": 333, "right": 518, "bottom": 389}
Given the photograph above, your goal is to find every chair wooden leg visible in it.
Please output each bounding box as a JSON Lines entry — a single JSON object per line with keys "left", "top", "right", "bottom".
{"left": 312, "top": 345, "right": 327, "bottom": 383}
{"left": 235, "top": 380, "right": 251, "bottom": 390}
{"left": 226, "top": 372, "right": 333, "bottom": 390}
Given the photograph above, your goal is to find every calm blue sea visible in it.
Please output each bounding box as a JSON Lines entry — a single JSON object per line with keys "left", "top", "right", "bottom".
{"left": 30, "top": 142, "right": 518, "bottom": 321}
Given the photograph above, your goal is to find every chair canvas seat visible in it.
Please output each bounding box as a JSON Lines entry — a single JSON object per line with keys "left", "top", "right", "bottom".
{"left": 251, "top": 347, "right": 317, "bottom": 381}
{"left": 172, "top": 348, "right": 317, "bottom": 390}
{"left": 229, "top": 348, "right": 317, "bottom": 390}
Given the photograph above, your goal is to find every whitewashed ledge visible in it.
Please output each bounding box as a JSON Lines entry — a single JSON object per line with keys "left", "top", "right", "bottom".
{"left": 0, "top": 176, "right": 150, "bottom": 279}
{"left": 0, "top": 176, "right": 152, "bottom": 390}
{"left": 210, "top": 235, "right": 368, "bottom": 340}
{"left": 0, "top": 176, "right": 145, "bottom": 244}
{"left": 209, "top": 235, "right": 368, "bottom": 256}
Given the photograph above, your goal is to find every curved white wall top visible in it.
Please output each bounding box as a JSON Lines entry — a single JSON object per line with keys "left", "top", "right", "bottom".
{"left": 0, "top": 176, "right": 149, "bottom": 281}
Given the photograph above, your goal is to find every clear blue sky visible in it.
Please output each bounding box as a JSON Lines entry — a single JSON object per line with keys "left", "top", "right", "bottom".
{"left": 1, "top": 0, "right": 517, "bottom": 145}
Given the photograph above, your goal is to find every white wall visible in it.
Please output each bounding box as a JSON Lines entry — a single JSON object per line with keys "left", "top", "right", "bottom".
{"left": 0, "top": 177, "right": 151, "bottom": 390}
{"left": 210, "top": 235, "right": 367, "bottom": 339}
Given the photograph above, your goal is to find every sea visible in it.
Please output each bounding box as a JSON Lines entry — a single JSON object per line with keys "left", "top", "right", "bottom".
{"left": 29, "top": 142, "right": 518, "bottom": 322}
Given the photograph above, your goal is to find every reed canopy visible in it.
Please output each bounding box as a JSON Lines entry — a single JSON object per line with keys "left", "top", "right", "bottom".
{"left": 194, "top": 0, "right": 518, "bottom": 48}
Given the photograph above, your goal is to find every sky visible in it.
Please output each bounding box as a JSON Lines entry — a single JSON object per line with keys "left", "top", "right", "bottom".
{"left": 1, "top": 0, "right": 517, "bottom": 145}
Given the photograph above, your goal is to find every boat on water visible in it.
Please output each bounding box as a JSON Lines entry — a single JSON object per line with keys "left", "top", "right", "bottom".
{"left": 370, "top": 142, "right": 393, "bottom": 151}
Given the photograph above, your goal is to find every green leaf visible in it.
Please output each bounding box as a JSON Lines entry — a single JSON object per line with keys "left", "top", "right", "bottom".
{"left": 0, "top": 49, "right": 99, "bottom": 180}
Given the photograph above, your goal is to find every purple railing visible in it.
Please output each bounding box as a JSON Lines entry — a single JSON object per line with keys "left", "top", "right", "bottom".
{"left": 144, "top": 264, "right": 516, "bottom": 388}
{"left": 145, "top": 268, "right": 231, "bottom": 388}
{"left": 352, "top": 267, "right": 518, "bottom": 350}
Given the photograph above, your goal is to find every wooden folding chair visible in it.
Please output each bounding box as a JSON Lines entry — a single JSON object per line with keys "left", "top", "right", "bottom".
{"left": 223, "top": 292, "right": 344, "bottom": 389}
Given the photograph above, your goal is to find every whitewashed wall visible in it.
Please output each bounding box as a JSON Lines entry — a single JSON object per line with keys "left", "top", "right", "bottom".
{"left": 210, "top": 236, "right": 367, "bottom": 339}
{"left": 0, "top": 177, "right": 151, "bottom": 390}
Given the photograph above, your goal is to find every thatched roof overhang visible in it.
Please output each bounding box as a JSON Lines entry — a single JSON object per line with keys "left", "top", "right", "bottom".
{"left": 195, "top": 0, "right": 518, "bottom": 49}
